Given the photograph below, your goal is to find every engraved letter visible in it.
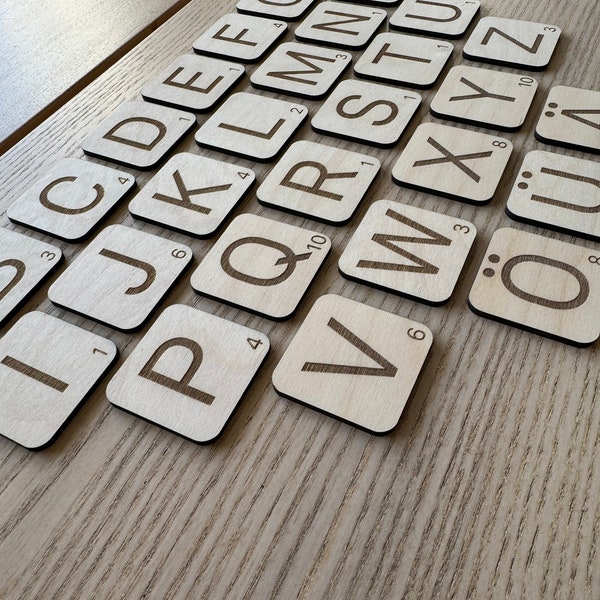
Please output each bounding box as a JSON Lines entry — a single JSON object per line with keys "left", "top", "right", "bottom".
{"left": 0, "top": 259, "right": 26, "bottom": 301}
{"left": 336, "top": 95, "right": 398, "bottom": 126}
{"left": 212, "top": 24, "right": 257, "bottom": 47}
{"left": 1, "top": 355, "right": 68, "bottom": 392}
{"left": 163, "top": 66, "right": 223, "bottom": 94}
{"left": 267, "top": 50, "right": 336, "bottom": 86}
{"left": 312, "top": 10, "right": 370, "bottom": 37}
{"left": 104, "top": 117, "right": 167, "bottom": 151}
{"left": 531, "top": 167, "right": 600, "bottom": 213}
{"left": 40, "top": 176, "right": 104, "bottom": 215}
{"left": 407, "top": 0, "right": 462, "bottom": 23}
{"left": 98, "top": 249, "right": 157, "bottom": 295}
{"left": 280, "top": 161, "right": 358, "bottom": 201}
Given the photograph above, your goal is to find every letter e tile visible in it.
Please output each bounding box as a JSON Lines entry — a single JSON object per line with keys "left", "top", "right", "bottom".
{"left": 272, "top": 294, "right": 432, "bottom": 434}
{"left": 107, "top": 304, "right": 269, "bottom": 443}
{"left": 0, "top": 312, "right": 116, "bottom": 449}
{"left": 468, "top": 228, "right": 600, "bottom": 346}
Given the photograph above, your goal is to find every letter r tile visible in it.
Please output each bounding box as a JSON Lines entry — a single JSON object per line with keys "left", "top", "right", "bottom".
{"left": 107, "top": 304, "right": 269, "bottom": 443}
{"left": 191, "top": 213, "right": 331, "bottom": 319}
{"left": 272, "top": 294, "right": 432, "bottom": 434}
{"left": 468, "top": 228, "right": 600, "bottom": 346}
{"left": 48, "top": 224, "right": 192, "bottom": 331}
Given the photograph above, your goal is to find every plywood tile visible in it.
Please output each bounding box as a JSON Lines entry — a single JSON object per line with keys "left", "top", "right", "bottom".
{"left": 272, "top": 294, "right": 432, "bottom": 434}
{"left": 129, "top": 152, "right": 254, "bottom": 237}
{"left": 256, "top": 140, "right": 379, "bottom": 224}
{"left": 7, "top": 157, "right": 135, "bottom": 241}
{"left": 392, "top": 122, "right": 512, "bottom": 204}
{"left": 0, "top": 312, "right": 116, "bottom": 449}
{"left": 107, "top": 304, "right": 269, "bottom": 443}
{"left": 339, "top": 200, "right": 476, "bottom": 304}
{"left": 190, "top": 213, "right": 330, "bottom": 319}
{"left": 468, "top": 228, "right": 600, "bottom": 346}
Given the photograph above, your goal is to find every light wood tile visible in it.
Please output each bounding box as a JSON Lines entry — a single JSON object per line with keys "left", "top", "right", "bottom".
{"left": 190, "top": 213, "right": 330, "bottom": 319}
{"left": 236, "top": 0, "right": 316, "bottom": 20}
{"left": 48, "top": 224, "right": 192, "bottom": 331}
{"left": 272, "top": 294, "right": 432, "bottom": 433}
{"left": 339, "top": 200, "right": 476, "bottom": 304}
{"left": 107, "top": 304, "right": 269, "bottom": 443}
{"left": 0, "top": 311, "right": 116, "bottom": 449}
{"left": 463, "top": 16, "right": 561, "bottom": 70}
{"left": 392, "top": 122, "right": 512, "bottom": 204}
{"left": 311, "top": 79, "right": 421, "bottom": 147}
{"left": 128, "top": 152, "right": 254, "bottom": 237}
{"left": 7, "top": 157, "right": 135, "bottom": 241}
{"left": 430, "top": 65, "right": 538, "bottom": 131}
{"left": 256, "top": 140, "right": 379, "bottom": 224}
{"left": 469, "top": 228, "right": 600, "bottom": 346}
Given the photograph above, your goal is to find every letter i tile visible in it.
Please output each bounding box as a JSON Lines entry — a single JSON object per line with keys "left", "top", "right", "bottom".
{"left": 48, "top": 224, "right": 192, "bottom": 331}
{"left": 0, "top": 312, "right": 117, "bottom": 449}
{"left": 107, "top": 304, "right": 269, "bottom": 443}
{"left": 468, "top": 228, "right": 600, "bottom": 346}
{"left": 272, "top": 294, "right": 432, "bottom": 434}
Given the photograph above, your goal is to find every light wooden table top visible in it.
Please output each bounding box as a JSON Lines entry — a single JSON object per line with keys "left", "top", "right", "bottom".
{"left": 0, "top": 0, "right": 599, "bottom": 598}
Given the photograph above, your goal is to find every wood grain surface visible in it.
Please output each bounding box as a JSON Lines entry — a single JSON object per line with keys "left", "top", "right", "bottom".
{"left": 0, "top": 0, "right": 599, "bottom": 598}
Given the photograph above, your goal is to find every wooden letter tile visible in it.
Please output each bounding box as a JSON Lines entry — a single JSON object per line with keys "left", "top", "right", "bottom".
{"left": 430, "top": 65, "right": 538, "bottom": 131}
{"left": 311, "top": 79, "right": 421, "bottom": 147}
{"left": 236, "top": 0, "right": 316, "bottom": 21}
{"left": 107, "top": 304, "right": 269, "bottom": 443}
{"left": 250, "top": 42, "right": 351, "bottom": 99}
{"left": 0, "top": 229, "right": 62, "bottom": 326}
{"left": 48, "top": 224, "right": 192, "bottom": 331}
{"left": 256, "top": 140, "right": 380, "bottom": 224}
{"left": 190, "top": 213, "right": 330, "bottom": 319}
{"left": 195, "top": 92, "right": 308, "bottom": 162}
{"left": 272, "top": 294, "right": 432, "bottom": 434}
{"left": 82, "top": 101, "right": 196, "bottom": 170}
{"left": 129, "top": 152, "right": 255, "bottom": 237}
{"left": 468, "top": 228, "right": 600, "bottom": 346}
{"left": 463, "top": 16, "right": 561, "bottom": 70}
{"left": 192, "top": 13, "right": 287, "bottom": 62}
{"left": 354, "top": 32, "right": 453, "bottom": 89}
{"left": 294, "top": 2, "right": 387, "bottom": 49}
{"left": 392, "top": 122, "right": 512, "bottom": 204}
{"left": 339, "top": 200, "right": 476, "bottom": 304}
{"left": 0, "top": 312, "right": 117, "bottom": 449}
{"left": 535, "top": 86, "right": 600, "bottom": 154}
{"left": 389, "top": 0, "right": 480, "bottom": 39}
{"left": 506, "top": 151, "right": 600, "bottom": 242}
{"left": 7, "top": 157, "right": 135, "bottom": 241}
{"left": 141, "top": 54, "right": 245, "bottom": 112}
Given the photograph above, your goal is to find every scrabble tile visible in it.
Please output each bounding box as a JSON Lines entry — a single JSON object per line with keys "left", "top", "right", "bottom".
{"left": 0, "top": 312, "right": 117, "bottom": 449}
{"left": 468, "top": 228, "right": 600, "bottom": 346}
{"left": 107, "top": 304, "right": 269, "bottom": 443}
{"left": 236, "top": 0, "right": 316, "bottom": 20}
{"left": 294, "top": 2, "right": 387, "bottom": 49}
{"left": 389, "top": 0, "right": 480, "bottom": 39}
{"left": 141, "top": 54, "right": 245, "bottom": 112}
{"left": 250, "top": 42, "right": 351, "bottom": 99}
{"left": 311, "top": 79, "right": 421, "bottom": 147}
{"left": 48, "top": 224, "right": 192, "bottom": 331}
{"left": 506, "top": 151, "right": 600, "bottom": 242}
{"left": 535, "top": 86, "right": 600, "bottom": 154}
{"left": 256, "top": 140, "right": 380, "bottom": 224}
{"left": 354, "top": 32, "right": 453, "bottom": 89}
{"left": 195, "top": 92, "right": 308, "bottom": 161}
{"left": 392, "top": 122, "right": 512, "bottom": 204}
{"left": 430, "top": 65, "right": 538, "bottom": 131}
{"left": 7, "top": 157, "right": 135, "bottom": 241}
{"left": 339, "top": 200, "right": 476, "bottom": 304}
{"left": 0, "top": 229, "right": 62, "bottom": 326}
{"left": 463, "top": 17, "right": 561, "bottom": 70}
{"left": 192, "top": 13, "right": 287, "bottom": 62}
{"left": 190, "top": 213, "right": 330, "bottom": 320}
{"left": 272, "top": 294, "right": 432, "bottom": 434}
{"left": 82, "top": 101, "right": 196, "bottom": 170}
{"left": 129, "top": 153, "right": 255, "bottom": 237}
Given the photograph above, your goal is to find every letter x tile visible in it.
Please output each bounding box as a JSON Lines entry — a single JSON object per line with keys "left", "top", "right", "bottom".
{"left": 339, "top": 200, "right": 476, "bottom": 305}
{"left": 468, "top": 228, "right": 600, "bottom": 346}
{"left": 107, "top": 304, "right": 269, "bottom": 443}
{"left": 272, "top": 294, "right": 432, "bottom": 434}
{"left": 190, "top": 213, "right": 330, "bottom": 319}
{"left": 48, "top": 224, "right": 192, "bottom": 331}
{"left": 392, "top": 122, "right": 512, "bottom": 204}
{"left": 0, "top": 312, "right": 116, "bottom": 449}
